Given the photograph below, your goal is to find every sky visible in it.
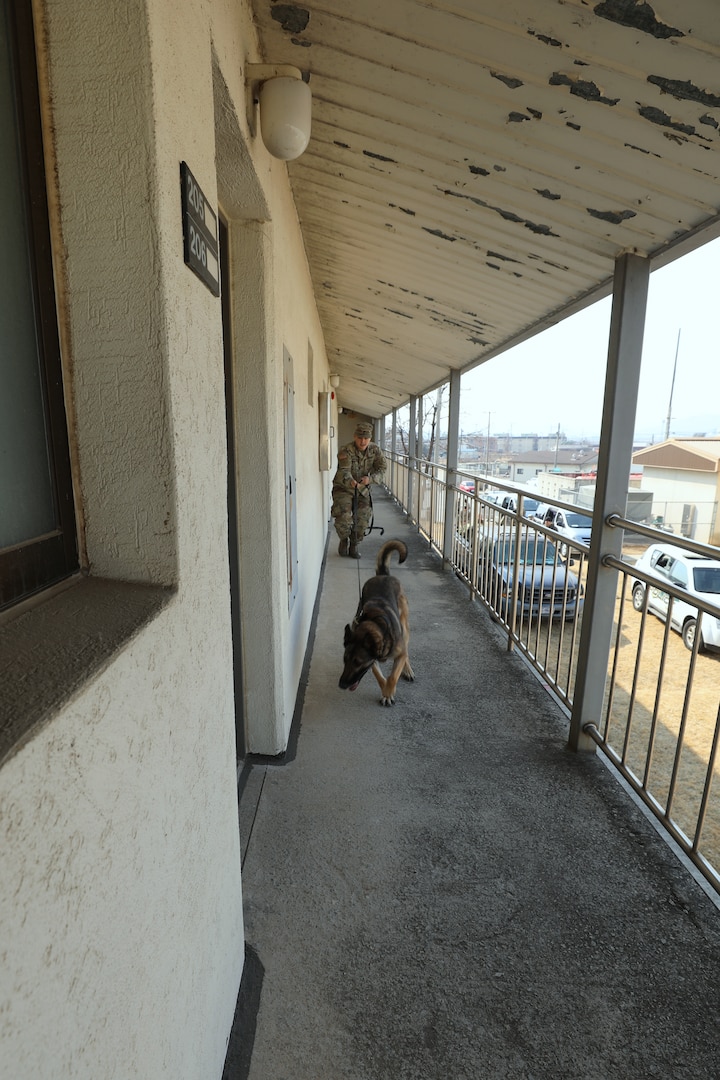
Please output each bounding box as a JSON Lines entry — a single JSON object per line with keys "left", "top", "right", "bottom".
{"left": 459, "top": 236, "right": 720, "bottom": 444}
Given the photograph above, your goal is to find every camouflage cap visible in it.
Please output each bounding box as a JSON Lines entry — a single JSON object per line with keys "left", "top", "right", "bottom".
{"left": 354, "top": 422, "right": 374, "bottom": 438}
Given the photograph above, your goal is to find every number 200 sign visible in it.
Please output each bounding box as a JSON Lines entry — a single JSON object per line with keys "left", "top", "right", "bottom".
{"left": 180, "top": 162, "right": 220, "bottom": 297}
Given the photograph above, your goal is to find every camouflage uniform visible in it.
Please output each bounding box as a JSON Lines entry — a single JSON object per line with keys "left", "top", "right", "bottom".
{"left": 331, "top": 427, "right": 386, "bottom": 546}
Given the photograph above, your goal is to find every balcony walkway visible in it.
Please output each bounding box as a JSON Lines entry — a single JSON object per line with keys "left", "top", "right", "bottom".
{"left": 226, "top": 489, "right": 720, "bottom": 1080}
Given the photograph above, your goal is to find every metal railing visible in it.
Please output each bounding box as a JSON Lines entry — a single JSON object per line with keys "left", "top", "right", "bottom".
{"left": 389, "top": 455, "right": 586, "bottom": 707}
{"left": 385, "top": 451, "right": 720, "bottom": 894}
{"left": 584, "top": 514, "right": 720, "bottom": 893}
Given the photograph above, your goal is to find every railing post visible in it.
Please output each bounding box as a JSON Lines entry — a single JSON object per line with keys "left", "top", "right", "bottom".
{"left": 569, "top": 252, "right": 650, "bottom": 753}
{"left": 443, "top": 370, "right": 461, "bottom": 565}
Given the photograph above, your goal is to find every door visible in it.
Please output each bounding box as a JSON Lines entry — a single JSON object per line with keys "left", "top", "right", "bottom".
{"left": 284, "top": 347, "right": 298, "bottom": 611}
{"left": 220, "top": 217, "right": 246, "bottom": 760}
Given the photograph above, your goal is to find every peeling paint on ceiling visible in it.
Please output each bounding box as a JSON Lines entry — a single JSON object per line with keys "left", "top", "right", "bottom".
{"left": 254, "top": 0, "right": 720, "bottom": 416}
{"left": 647, "top": 75, "right": 720, "bottom": 109}
{"left": 593, "top": 0, "right": 683, "bottom": 40}
{"left": 270, "top": 4, "right": 310, "bottom": 34}
{"left": 549, "top": 72, "right": 619, "bottom": 106}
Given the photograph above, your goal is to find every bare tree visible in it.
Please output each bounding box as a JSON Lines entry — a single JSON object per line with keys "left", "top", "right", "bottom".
{"left": 423, "top": 385, "right": 446, "bottom": 471}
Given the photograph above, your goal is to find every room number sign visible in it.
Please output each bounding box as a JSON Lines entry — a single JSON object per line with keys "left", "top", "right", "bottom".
{"left": 180, "top": 161, "right": 220, "bottom": 297}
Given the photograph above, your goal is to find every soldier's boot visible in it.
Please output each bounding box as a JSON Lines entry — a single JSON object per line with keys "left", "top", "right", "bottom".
{"left": 348, "top": 541, "right": 360, "bottom": 559}
{"left": 338, "top": 538, "right": 349, "bottom": 557}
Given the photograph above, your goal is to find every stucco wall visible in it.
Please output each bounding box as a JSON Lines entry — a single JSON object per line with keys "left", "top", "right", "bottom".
{"left": 270, "top": 177, "right": 333, "bottom": 732}
{"left": 209, "top": 2, "right": 333, "bottom": 753}
{"left": 1, "top": 0, "right": 332, "bottom": 1075}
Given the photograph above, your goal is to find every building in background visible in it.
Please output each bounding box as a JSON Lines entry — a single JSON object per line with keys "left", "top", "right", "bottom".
{"left": 633, "top": 439, "right": 720, "bottom": 543}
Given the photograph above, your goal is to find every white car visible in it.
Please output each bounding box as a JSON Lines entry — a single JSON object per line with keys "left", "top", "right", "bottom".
{"left": 631, "top": 543, "right": 720, "bottom": 652}
{"left": 535, "top": 504, "right": 592, "bottom": 555}
{"left": 499, "top": 494, "right": 540, "bottom": 517}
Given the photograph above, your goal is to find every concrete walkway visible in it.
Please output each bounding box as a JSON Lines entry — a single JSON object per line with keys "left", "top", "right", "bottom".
{"left": 227, "top": 490, "right": 720, "bottom": 1080}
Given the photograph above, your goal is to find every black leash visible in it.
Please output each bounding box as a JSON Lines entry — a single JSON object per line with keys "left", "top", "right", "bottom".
{"left": 353, "top": 487, "right": 384, "bottom": 539}
{"left": 351, "top": 487, "right": 363, "bottom": 601}
{"left": 351, "top": 486, "right": 384, "bottom": 603}
{"left": 366, "top": 490, "right": 385, "bottom": 537}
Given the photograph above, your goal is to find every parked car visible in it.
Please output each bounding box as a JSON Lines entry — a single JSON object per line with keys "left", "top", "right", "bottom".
{"left": 630, "top": 543, "right": 720, "bottom": 652}
{"left": 500, "top": 494, "right": 540, "bottom": 517}
{"left": 481, "top": 528, "right": 582, "bottom": 620}
{"left": 534, "top": 504, "right": 593, "bottom": 555}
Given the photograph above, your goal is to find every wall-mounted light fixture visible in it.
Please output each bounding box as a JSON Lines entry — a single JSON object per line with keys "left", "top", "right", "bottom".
{"left": 328, "top": 373, "right": 340, "bottom": 389}
{"left": 246, "top": 63, "right": 312, "bottom": 161}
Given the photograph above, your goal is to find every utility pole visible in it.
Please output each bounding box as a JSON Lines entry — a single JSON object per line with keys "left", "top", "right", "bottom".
{"left": 664, "top": 328, "right": 681, "bottom": 441}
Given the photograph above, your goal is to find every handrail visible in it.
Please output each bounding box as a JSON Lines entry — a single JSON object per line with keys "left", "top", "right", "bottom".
{"left": 606, "top": 512, "right": 720, "bottom": 561}
{"left": 601, "top": 550, "right": 720, "bottom": 623}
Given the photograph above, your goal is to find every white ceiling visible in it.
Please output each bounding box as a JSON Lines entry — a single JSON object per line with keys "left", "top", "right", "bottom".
{"left": 254, "top": 0, "right": 720, "bottom": 416}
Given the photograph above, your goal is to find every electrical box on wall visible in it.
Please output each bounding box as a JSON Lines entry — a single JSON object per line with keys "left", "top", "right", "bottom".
{"left": 318, "top": 391, "right": 333, "bottom": 471}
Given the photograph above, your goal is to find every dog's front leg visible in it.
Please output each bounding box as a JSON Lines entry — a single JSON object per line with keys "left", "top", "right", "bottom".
{"left": 370, "top": 663, "right": 393, "bottom": 705}
{"left": 371, "top": 658, "right": 404, "bottom": 706}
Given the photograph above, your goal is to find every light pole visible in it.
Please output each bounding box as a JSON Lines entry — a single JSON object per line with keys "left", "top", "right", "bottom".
{"left": 664, "top": 328, "right": 681, "bottom": 441}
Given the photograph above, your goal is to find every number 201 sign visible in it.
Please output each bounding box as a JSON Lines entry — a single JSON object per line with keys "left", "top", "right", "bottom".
{"left": 180, "top": 162, "right": 220, "bottom": 297}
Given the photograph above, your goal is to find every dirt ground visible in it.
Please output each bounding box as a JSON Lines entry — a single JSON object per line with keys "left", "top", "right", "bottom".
{"left": 606, "top": 581, "right": 720, "bottom": 870}
{"left": 511, "top": 542, "right": 720, "bottom": 879}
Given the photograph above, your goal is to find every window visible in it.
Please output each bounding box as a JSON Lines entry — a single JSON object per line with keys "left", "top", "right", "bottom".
{"left": 0, "top": 0, "right": 77, "bottom": 611}
{"left": 670, "top": 562, "right": 688, "bottom": 589}
{"left": 694, "top": 567, "right": 720, "bottom": 595}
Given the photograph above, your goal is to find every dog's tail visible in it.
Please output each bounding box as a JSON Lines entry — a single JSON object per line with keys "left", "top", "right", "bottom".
{"left": 376, "top": 539, "right": 408, "bottom": 575}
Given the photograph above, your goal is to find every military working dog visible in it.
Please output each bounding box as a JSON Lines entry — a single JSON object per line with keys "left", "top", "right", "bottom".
{"left": 338, "top": 539, "right": 414, "bottom": 706}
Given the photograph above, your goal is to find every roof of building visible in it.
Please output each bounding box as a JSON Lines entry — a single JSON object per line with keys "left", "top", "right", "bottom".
{"left": 633, "top": 438, "right": 720, "bottom": 473}
{"left": 509, "top": 449, "right": 598, "bottom": 467}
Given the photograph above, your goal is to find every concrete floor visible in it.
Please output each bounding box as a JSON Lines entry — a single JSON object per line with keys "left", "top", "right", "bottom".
{"left": 226, "top": 490, "right": 720, "bottom": 1080}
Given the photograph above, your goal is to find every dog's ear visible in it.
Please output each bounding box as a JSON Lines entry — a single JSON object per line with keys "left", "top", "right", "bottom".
{"left": 344, "top": 624, "right": 353, "bottom": 645}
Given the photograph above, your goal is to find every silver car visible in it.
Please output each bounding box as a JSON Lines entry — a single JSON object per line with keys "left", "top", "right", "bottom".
{"left": 631, "top": 543, "right": 720, "bottom": 652}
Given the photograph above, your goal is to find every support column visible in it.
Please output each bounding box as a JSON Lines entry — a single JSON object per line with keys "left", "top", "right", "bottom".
{"left": 407, "top": 397, "right": 417, "bottom": 521}
{"left": 569, "top": 253, "right": 650, "bottom": 752}
{"left": 443, "top": 370, "right": 461, "bottom": 563}
{"left": 416, "top": 394, "right": 424, "bottom": 462}
{"left": 391, "top": 408, "right": 397, "bottom": 495}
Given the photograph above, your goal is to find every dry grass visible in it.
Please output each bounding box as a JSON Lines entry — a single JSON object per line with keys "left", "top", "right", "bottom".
{"left": 606, "top": 587, "right": 720, "bottom": 869}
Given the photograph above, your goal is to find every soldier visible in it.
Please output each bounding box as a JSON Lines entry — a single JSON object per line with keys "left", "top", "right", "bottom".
{"left": 331, "top": 421, "right": 386, "bottom": 558}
